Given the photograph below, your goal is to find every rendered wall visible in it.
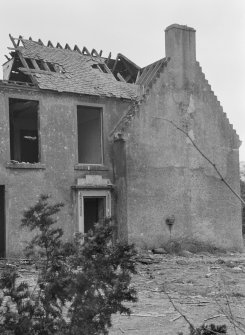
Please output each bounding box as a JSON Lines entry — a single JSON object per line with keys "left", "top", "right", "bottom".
{"left": 124, "top": 25, "right": 243, "bottom": 251}
{"left": 0, "top": 85, "right": 131, "bottom": 257}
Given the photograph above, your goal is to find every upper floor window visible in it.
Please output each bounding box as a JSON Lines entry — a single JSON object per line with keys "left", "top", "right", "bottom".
{"left": 77, "top": 106, "right": 103, "bottom": 164}
{"left": 9, "top": 98, "right": 39, "bottom": 163}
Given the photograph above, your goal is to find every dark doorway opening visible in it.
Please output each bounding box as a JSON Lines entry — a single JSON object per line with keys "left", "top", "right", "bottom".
{"left": 84, "top": 197, "right": 105, "bottom": 233}
{"left": 9, "top": 98, "right": 39, "bottom": 163}
{"left": 0, "top": 186, "right": 5, "bottom": 258}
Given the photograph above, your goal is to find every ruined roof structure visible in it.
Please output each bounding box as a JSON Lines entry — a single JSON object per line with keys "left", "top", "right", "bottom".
{"left": 0, "top": 24, "right": 243, "bottom": 258}
{"left": 2, "top": 34, "right": 169, "bottom": 100}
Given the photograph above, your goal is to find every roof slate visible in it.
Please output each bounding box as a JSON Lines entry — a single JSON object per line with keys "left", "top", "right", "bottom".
{"left": 17, "top": 39, "right": 138, "bottom": 99}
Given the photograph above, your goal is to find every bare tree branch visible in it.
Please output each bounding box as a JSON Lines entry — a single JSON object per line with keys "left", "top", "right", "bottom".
{"left": 152, "top": 117, "right": 245, "bottom": 206}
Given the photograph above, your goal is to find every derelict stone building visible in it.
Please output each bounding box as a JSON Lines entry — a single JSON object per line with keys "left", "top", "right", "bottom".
{"left": 0, "top": 24, "right": 243, "bottom": 257}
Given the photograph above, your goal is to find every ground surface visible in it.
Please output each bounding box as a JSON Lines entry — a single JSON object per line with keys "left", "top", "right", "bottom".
{"left": 1, "top": 251, "right": 245, "bottom": 335}
{"left": 110, "top": 251, "right": 245, "bottom": 335}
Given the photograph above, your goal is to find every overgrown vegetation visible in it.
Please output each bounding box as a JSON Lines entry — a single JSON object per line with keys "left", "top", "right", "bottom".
{"left": 163, "top": 238, "right": 226, "bottom": 255}
{"left": 179, "top": 323, "right": 227, "bottom": 335}
{"left": 0, "top": 195, "right": 137, "bottom": 335}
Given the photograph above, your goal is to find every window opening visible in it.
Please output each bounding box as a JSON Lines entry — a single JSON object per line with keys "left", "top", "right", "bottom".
{"left": 77, "top": 106, "right": 102, "bottom": 164}
{"left": 0, "top": 186, "right": 6, "bottom": 258}
{"left": 36, "top": 60, "right": 45, "bottom": 71}
{"left": 9, "top": 98, "right": 39, "bottom": 163}
{"left": 47, "top": 62, "right": 56, "bottom": 72}
{"left": 25, "top": 58, "right": 35, "bottom": 69}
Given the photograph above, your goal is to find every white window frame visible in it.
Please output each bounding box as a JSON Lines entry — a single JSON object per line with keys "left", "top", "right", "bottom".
{"left": 78, "top": 189, "right": 111, "bottom": 234}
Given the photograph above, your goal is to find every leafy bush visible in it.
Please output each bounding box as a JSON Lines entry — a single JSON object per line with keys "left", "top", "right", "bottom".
{"left": 0, "top": 194, "right": 137, "bottom": 335}
{"left": 178, "top": 323, "right": 227, "bottom": 335}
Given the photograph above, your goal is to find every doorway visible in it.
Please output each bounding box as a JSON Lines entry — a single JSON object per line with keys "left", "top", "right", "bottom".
{"left": 84, "top": 197, "right": 106, "bottom": 233}
{"left": 78, "top": 190, "right": 111, "bottom": 234}
{"left": 0, "top": 186, "right": 5, "bottom": 258}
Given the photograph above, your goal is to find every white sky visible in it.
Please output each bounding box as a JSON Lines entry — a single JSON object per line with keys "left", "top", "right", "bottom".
{"left": 1, "top": 0, "right": 245, "bottom": 160}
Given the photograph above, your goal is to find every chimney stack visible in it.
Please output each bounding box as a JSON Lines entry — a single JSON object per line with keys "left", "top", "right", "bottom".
{"left": 165, "top": 24, "right": 196, "bottom": 88}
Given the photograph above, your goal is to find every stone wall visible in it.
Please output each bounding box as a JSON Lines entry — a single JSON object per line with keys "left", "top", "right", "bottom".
{"left": 0, "top": 85, "right": 131, "bottom": 257}
{"left": 124, "top": 25, "right": 243, "bottom": 251}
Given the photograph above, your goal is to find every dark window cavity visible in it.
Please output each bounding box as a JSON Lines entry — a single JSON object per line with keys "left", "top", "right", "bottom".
{"left": 77, "top": 106, "right": 102, "bottom": 164}
{"left": 0, "top": 185, "right": 5, "bottom": 258}
{"left": 9, "top": 98, "right": 39, "bottom": 163}
{"left": 84, "top": 197, "right": 106, "bottom": 233}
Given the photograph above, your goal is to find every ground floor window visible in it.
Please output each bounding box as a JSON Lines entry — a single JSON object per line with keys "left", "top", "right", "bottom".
{"left": 78, "top": 190, "right": 111, "bottom": 234}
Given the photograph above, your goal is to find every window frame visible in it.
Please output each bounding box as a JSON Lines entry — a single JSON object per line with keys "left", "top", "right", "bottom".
{"left": 78, "top": 190, "right": 111, "bottom": 234}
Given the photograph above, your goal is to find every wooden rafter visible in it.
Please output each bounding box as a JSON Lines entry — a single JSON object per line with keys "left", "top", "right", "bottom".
{"left": 117, "top": 73, "right": 126, "bottom": 82}
{"left": 38, "top": 39, "right": 44, "bottom": 46}
{"left": 65, "top": 43, "right": 71, "bottom": 50}
{"left": 105, "top": 52, "right": 111, "bottom": 64}
{"left": 17, "top": 53, "right": 38, "bottom": 85}
{"left": 56, "top": 42, "right": 63, "bottom": 49}
{"left": 9, "top": 34, "right": 17, "bottom": 48}
{"left": 112, "top": 55, "right": 119, "bottom": 73}
{"left": 99, "top": 50, "right": 103, "bottom": 56}
{"left": 30, "top": 59, "right": 39, "bottom": 70}
{"left": 17, "top": 35, "right": 23, "bottom": 46}
{"left": 41, "top": 61, "right": 50, "bottom": 71}
{"left": 19, "top": 67, "right": 52, "bottom": 75}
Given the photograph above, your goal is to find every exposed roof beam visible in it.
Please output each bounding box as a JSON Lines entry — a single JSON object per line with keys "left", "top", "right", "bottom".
{"left": 17, "top": 35, "right": 23, "bottom": 46}
{"left": 30, "top": 59, "right": 40, "bottom": 70}
{"left": 9, "top": 34, "right": 18, "bottom": 48}
{"left": 117, "top": 72, "right": 126, "bottom": 82}
{"left": 105, "top": 52, "right": 111, "bottom": 64}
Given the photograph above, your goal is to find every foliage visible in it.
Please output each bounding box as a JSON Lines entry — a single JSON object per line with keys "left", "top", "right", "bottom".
{"left": 178, "top": 323, "right": 227, "bottom": 335}
{"left": 190, "top": 323, "right": 227, "bottom": 334}
{"left": 0, "top": 194, "right": 137, "bottom": 335}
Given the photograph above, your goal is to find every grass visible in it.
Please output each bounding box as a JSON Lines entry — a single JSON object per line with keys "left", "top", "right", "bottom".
{"left": 163, "top": 238, "right": 227, "bottom": 255}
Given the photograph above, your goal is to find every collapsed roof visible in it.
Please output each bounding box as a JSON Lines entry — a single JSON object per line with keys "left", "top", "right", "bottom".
{"left": 2, "top": 35, "right": 167, "bottom": 100}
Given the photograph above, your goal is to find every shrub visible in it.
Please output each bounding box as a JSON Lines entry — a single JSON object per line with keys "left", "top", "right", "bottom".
{"left": 0, "top": 194, "right": 137, "bottom": 335}
{"left": 178, "top": 323, "right": 227, "bottom": 335}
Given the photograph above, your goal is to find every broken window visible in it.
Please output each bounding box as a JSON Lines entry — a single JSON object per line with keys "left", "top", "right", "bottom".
{"left": 9, "top": 98, "right": 39, "bottom": 163}
{"left": 77, "top": 106, "right": 103, "bottom": 164}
